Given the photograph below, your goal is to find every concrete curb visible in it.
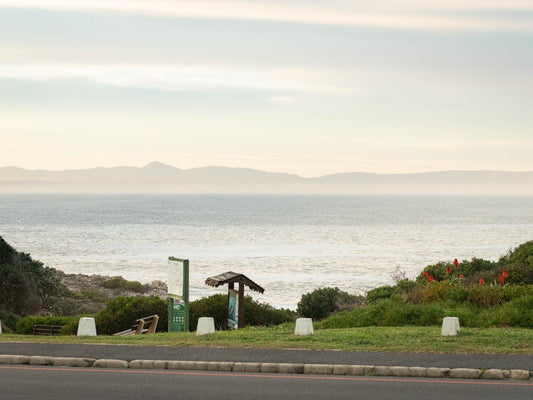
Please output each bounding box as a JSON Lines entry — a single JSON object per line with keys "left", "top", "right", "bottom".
{"left": 1, "top": 355, "right": 532, "bottom": 381}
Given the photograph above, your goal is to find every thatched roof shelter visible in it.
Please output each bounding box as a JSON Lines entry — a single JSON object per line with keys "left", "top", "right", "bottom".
{"left": 205, "top": 271, "right": 264, "bottom": 294}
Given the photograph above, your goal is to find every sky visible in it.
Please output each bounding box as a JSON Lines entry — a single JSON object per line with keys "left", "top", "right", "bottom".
{"left": 0, "top": 0, "right": 532, "bottom": 177}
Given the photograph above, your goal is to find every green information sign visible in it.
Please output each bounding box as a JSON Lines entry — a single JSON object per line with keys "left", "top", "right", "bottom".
{"left": 168, "top": 298, "right": 186, "bottom": 332}
{"left": 168, "top": 257, "right": 190, "bottom": 332}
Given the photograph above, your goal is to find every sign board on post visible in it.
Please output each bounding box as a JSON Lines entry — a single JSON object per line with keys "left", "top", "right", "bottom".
{"left": 168, "top": 257, "right": 189, "bottom": 332}
{"left": 228, "top": 289, "right": 239, "bottom": 329}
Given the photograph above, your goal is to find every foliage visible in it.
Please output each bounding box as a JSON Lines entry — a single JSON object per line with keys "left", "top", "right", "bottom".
{"left": 242, "top": 297, "right": 294, "bottom": 327}
{"left": 189, "top": 294, "right": 229, "bottom": 331}
{"left": 16, "top": 315, "right": 80, "bottom": 335}
{"left": 102, "top": 277, "right": 147, "bottom": 293}
{"left": 501, "top": 241, "right": 533, "bottom": 267}
{"left": 189, "top": 294, "right": 294, "bottom": 331}
{"left": 0, "top": 237, "right": 67, "bottom": 315}
{"left": 297, "top": 287, "right": 364, "bottom": 320}
{"left": 95, "top": 296, "right": 168, "bottom": 335}
{"left": 366, "top": 285, "right": 394, "bottom": 304}
{"left": 319, "top": 240, "right": 533, "bottom": 329}
{"left": 0, "top": 310, "right": 20, "bottom": 333}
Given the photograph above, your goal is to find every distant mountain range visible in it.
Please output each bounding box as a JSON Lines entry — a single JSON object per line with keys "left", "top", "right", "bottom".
{"left": 1, "top": 162, "right": 532, "bottom": 194}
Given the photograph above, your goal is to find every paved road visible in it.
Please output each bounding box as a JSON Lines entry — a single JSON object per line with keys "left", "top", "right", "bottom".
{"left": 1, "top": 342, "right": 532, "bottom": 370}
{"left": 1, "top": 365, "right": 532, "bottom": 400}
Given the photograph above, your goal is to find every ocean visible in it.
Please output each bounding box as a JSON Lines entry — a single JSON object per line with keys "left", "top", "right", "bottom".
{"left": 1, "top": 194, "right": 532, "bottom": 308}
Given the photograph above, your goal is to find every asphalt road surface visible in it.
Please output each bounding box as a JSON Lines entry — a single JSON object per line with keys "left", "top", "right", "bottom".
{"left": 1, "top": 365, "right": 532, "bottom": 400}
{"left": 2, "top": 342, "right": 533, "bottom": 370}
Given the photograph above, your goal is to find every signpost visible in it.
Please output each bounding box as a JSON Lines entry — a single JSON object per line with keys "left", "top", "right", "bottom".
{"left": 168, "top": 257, "right": 189, "bottom": 332}
{"left": 228, "top": 289, "right": 239, "bottom": 329}
{"left": 205, "top": 271, "right": 264, "bottom": 329}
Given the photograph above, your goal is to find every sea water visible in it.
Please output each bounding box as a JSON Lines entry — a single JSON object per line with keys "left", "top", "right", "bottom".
{"left": 1, "top": 194, "right": 532, "bottom": 308}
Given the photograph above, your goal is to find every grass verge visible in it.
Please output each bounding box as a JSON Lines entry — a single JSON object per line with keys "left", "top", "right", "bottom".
{"left": 1, "top": 325, "right": 532, "bottom": 354}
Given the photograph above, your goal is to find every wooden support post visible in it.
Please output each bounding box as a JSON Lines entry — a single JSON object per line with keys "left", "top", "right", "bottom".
{"left": 148, "top": 315, "right": 159, "bottom": 334}
{"left": 135, "top": 319, "right": 145, "bottom": 335}
{"left": 238, "top": 281, "right": 244, "bottom": 329}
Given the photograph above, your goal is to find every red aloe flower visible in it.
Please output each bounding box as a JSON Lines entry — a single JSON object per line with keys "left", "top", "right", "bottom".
{"left": 459, "top": 274, "right": 464, "bottom": 279}
{"left": 502, "top": 269, "right": 508, "bottom": 278}
{"left": 429, "top": 275, "right": 434, "bottom": 283}
{"left": 498, "top": 275, "right": 504, "bottom": 286}
{"left": 423, "top": 270, "right": 428, "bottom": 280}
{"left": 446, "top": 266, "right": 451, "bottom": 275}
{"left": 479, "top": 278, "right": 485, "bottom": 285}
{"left": 453, "top": 258, "right": 459, "bottom": 269}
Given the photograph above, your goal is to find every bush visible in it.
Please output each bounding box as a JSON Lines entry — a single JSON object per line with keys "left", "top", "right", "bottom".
{"left": 457, "top": 258, "right": 497, "bottom": 278}
{"left": 498, "top": 263, "right": 533, "bottom": 285}
{"left": 366, "top": 286, "right": 394, "bottom": 304}
{"left": 467, "top": 285, "right": 510, "bottom": 307}
{"left": 189, "top": 294, "right": 229, "bottom": 331}
{"left": 95, "top": 296, "right": 167, "bottom": 335}
{"left": 318, "top": 299, "right": 447, "bottom": 328}
{"left": 297, "top": 287, "right": 363, "bottom": 320}
{"left": 189, "top": 294, "right": 294, "bottom": 331}
{"left": 102, "top": 277, "right": 146, "bottom": 293}
{"left": 16, "top": 316, "right": 79, "bottom": 335}
{"left": 502, "top": 241, "right": 533, "bottom": 267}
{"left": 503, "top": 295, "right": 533, "bottom": 327}
{"left": 242, "top": 297, "right": 294, "bottom": 327}
{"left": 0, "top": 237, "right": 67, "bottom": 315}
{"left": 0, "top": 310, "right": 20, "bottom": 332}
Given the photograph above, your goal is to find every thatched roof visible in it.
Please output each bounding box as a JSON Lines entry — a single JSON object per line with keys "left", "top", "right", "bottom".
{"left": 205, "top": 271, "right": 264, "bottom": 294}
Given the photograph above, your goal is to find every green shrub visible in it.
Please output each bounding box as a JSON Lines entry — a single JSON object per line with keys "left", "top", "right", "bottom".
{"left": 0, "top": 237, "right": 67, "bottom": 315}
{"left": 297, "top": 287, "right": 361, "bottom": 320}
{"left": 189, "top": 294, "right": 229, "bottom": 331}
{"left": 467, "top": 285, "right": 510, "bottom": 307}
{"left": 366, "top": 286, "right": 394, "bottom": 304}
{"left": 16, "top": 316, "right": 79, "bottom": 335}
{"left": 502, "top": 241, "right": 533, "bottom": 267}
{"left": 457, "top": 258, "right": 497, "bottom": 278}
{"left": 419, "top": 262, "right": 450, "bottom": 282}
{"left": 189, "top": 294, "right": 294, "bottom": 331}
{"left": 318, "top": 299, "right": 447, "bottom": 328}
{"left": 499, "top": 264, "right": 533, "bottom": 285}
{"left": 102, "top": 277, "right": 146, "bottom": 293}
{"left": 394, "top": 279, "right": 417, "bottom": 295}
{"left": 242, "top": 297, "right": 294, "bottom": 327}
{"left": 499, "top": 295, "right": 533, "bottom": 327}
{"left": 0, "top": 310, "right": 20, "bottom": 332}
{"left": 95, "top": 296, "right": 167, "bottom": 335}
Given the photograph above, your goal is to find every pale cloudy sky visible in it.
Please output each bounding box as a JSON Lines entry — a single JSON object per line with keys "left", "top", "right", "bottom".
{"left": 0, "top": 1, "right": 531, "bottom": 176}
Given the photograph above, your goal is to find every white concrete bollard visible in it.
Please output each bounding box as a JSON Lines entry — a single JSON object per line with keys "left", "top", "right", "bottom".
{"left": 196, "top": 317, "right": 215, "bottom": 336}
{"left": 77, "top": 317, "right": 97, "bottom": 336}
{"left": 441, "top": 317, "right": 460, "bottom": 336}
{"left": 294, "top": 318, "right": 314, "bottom": 336}
{"left": 0, "top": 319, "right": 2, "bottom": 334}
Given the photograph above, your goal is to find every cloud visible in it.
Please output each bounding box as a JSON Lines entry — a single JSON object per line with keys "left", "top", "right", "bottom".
{"left": 0, "top": 0, "right": 531, "bottom": 32}
{"left": 268, "top": 96, "right": 295, "bottom": 103}
{"left": 0, "top": 64, "right": 345, "bottom": 93}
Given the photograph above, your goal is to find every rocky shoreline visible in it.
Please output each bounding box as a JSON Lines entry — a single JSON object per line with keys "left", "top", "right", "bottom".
{"left": 42, "top": 270, "right": 169, "bottom": 316}
{"left": 58, "top": 272, "right": 168, "bottom": 299}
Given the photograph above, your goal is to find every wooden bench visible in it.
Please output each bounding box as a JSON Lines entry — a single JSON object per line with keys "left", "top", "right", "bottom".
{"left": 113, "top": 315, "right": 159, "bottom": 336}
{"left": 33, "top": 325, "right": 62, "bottom": 336}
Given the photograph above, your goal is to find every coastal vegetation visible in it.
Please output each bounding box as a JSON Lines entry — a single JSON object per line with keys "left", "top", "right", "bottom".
{"left": 1, "top": 236, "right": 532, "bottom": 339}
{"left": 315, "top": 241, "right": 533, "bottom": 329}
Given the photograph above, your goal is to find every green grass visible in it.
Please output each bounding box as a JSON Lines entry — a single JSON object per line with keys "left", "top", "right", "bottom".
{"left": 1, "top": 324, "right": 532, "bottom": 354}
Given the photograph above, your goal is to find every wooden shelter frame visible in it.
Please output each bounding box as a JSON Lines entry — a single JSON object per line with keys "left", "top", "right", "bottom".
{"left": 205, "top": 271, "right": 264, "bottom": 329}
